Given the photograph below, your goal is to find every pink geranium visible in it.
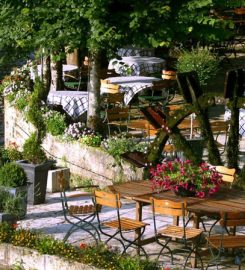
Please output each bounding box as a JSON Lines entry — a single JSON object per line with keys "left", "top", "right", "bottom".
{"left": 150, "top": 159, "right": 223, "bottom": 198}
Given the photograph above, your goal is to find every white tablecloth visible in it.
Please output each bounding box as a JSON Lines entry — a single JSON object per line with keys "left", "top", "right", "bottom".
{"left": 224, "top": 108, "right": 245, "bottom": 136}
{"left": 108, "top": 56, "right": 166, "bottom": 76}
{"left": 101, "top": 76, "right": 161, "bottom": 105}
{"left": 47, "top": 91, "right": 88, "bottom": 118}
{"left": 31, "top": 64, "right": 78, "bottom": 80}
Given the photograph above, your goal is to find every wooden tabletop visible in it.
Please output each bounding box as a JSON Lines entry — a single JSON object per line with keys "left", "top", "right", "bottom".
{"left": 109, "top": 180, "right": 245, "bottom": 216}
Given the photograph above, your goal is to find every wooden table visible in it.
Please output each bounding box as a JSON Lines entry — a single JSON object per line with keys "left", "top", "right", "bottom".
{"left": 109, "top": 180, "right": 245, "bottom": 242}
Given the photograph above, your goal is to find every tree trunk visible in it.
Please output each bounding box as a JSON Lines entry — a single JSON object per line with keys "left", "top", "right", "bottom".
{"left": 42, "top": 55, "right": 51, "bottom": 95}
{"left": 227, "top": 98, "right": 240, "bottom": 170}
{"left": 50, "top": 54, "right": 64, "bottom": 92}
{"left": 87, "top": 51, "right": 101, "bottom": 131}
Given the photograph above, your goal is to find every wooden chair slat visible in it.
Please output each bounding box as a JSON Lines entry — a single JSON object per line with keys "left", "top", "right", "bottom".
{"left": 101, "top": 80, "right": 120, "bottom": 94}
{"left": 215, "top": 166, "right": 236, "bottom": 176}
{"left": 103, "top": 93, "right": 124, "bottom": 104}
{"left": 104, "top": 217, "right": 147, "bottom": 231}
{"left": 222, "top": 175, "right": 234, "bottom": 183}
{"left": 213, "top": 165, "right": 236, "bottom": 185}
{"left": 95, "top": 190, "right": 121, "bottom": 208}
{"left": 207, "top": 235, "right": 245, "bottom": 249}
{"left": 151, "top": 198, "right": 185, "bottom": 216}
{"left": 160, "top": 225, "right": 202, "bottom": 239}
{"left": 154, "top": 207, "right": 183, "bottom": 217}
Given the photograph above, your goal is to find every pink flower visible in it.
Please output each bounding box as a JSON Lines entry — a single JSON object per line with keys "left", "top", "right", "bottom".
{"left": 196, "top": 191, "right": 205, "bottom": 198}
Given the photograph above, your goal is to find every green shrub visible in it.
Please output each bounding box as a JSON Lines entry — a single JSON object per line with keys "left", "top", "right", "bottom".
{"left": 25, "top": 78, "right": 46, "bottom": 141}
{"left": 0, "top": 147, "right": 10, "bottom": 165}
{"left": 176, "top": 48, "right": 219, "bottom": 86}
{"left": 11, "top": 228, "right": 37, "bottom": 249}
{"left": 0, "top": 222, "right": 14, "bottom": 243}
{"left": 0, "top": 146, "right": 23, "bottom": 165}
{"left": 80, "top": 134, "right": 102, "bottom": 147}
{"left": 36, "top": 235, "right": 80, "bottom": 260}
{"left": 44, "top": 109, "right": 67, "bottom": 136}
{"left": 101, "top": 135, "right": 148, "bottom": 162}
{"left": 0, "top": 162, "right": 27, "bottom": 187}
{"left": 0, "top": 188, "right": 26, "bottom": 218}
{"left": 22, "top": 132, "right": 47, "bottom": 164}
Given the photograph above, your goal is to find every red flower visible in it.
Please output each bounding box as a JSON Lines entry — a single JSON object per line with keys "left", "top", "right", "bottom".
{"left": 12, "top": 223, "right": 18, "bottom": 229}
{"left": 79, "top": 243, "right": 87, "bottom": 249}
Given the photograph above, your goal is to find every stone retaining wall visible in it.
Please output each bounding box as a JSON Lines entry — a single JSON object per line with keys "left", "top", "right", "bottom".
{"left": 4, "top": 100, "right": 145, "bottom": 186}
{"left": 0, "top": 244, "right": 100, "bottom": 270}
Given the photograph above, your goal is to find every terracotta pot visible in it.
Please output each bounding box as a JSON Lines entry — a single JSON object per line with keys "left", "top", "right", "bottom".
{"left": 162, "top": 70, "right": 176, "bottom": 80}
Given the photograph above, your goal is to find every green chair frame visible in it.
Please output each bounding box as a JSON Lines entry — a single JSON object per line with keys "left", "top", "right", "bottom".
{"left": 59, "top": 174, "right": 100, "bottom": 243}
{"left": 151, "top": 197, "right": 204, "bottom": 269}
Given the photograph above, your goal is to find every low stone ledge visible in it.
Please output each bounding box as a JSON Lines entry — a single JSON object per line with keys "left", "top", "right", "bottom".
{"left": 0, "top": 244, "right": 100, "bottom": 270}
{"left": 4, "top": 100, "right": 146, "bottom": 186}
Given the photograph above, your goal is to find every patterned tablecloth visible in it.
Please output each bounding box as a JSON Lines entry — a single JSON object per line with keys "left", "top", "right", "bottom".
{"left": 47, "top": 91, "right": 88, "bottom": 118}
{"left": 224, "top": 108, "right": 245, "bottom": 136}
{"left": 108, "top": 56, "right": 166, "bottom": 76}
{"left": 117, "top": 47, "right": 155, "bottom": 57}
{"left": 31, "top": 64, "right": 78, "bottom": 80}
{"left": 100, "top": 76, "right": 161, "bottom": 105}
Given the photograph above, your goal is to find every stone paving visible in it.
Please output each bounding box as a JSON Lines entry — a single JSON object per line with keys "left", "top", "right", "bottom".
{"left": 18, "top": 189, "right": 244, "bottom": 270}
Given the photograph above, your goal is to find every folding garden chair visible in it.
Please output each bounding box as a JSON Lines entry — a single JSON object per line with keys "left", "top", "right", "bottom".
{"left": 150, "top": 197, "right": 204, "bottom": 269}
{"left": 94, "top": 190, "right": 149, "bottom": 256}
{"left": 138, "top": 80, "right": 176, "bottom": 108}
{"left": 206, "top": 212, "right": 245, "bottom": 269}
{"left": 58, "top": 172, "right": 100, "bottom": 243}
{"left": 199, "top": 166, "right": 236, "bottom": 232}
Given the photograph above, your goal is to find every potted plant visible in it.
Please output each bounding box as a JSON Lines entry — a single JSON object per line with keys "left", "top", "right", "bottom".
{"left": 0, "top": 162, "right": 28, "bottom": 219}
{"left": 0, "top": 188, "right": 18, "bottom": 225}
{"left": 17, "top": 133, "right": 55, "bottom": 205}
{"left": 16, "top": 76, "right": 54, "bottom": 205}
{"left": 150, "top": 159, "right": 223, "bottom": 198}
{"left": 176, "top": 48, "right": 219, "bottom": 86}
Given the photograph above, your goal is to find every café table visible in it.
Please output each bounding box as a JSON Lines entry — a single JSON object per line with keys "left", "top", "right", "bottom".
{"left": 109, "top": 180, "right": 245, "bottom": 244}
{"left": 100, "top": 76, "right": 162, "bottom": 105}
{"left": 47, "top": 90, "right": 88, "bottom": 118}
{"left": 108, "top": 56, "right": 166, "bottom": 76}
{"left": 31, "top": 64, "right": 78, "bottom": 80}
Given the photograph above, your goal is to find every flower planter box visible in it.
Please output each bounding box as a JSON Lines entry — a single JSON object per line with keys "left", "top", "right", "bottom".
{"left": 0, "top": 214, "right": 16, "bottom": 226}
{"left": 16, "top": 160, "right": 54, "bottom": 205}
{"left": 0, "top": 244, "right": 100, "bottom": 270}
{"left": 5, "top": 100, "right": 145, "bottom": 185}
{"left": 47, "top": 167, "right": 70, "bottom": 193}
